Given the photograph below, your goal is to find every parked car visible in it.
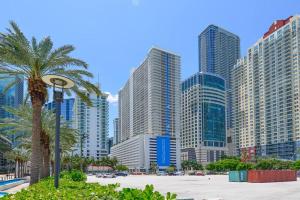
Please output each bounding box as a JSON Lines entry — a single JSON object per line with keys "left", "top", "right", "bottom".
{"left": 157, "top": 171, "right": 167, "bottom": 176}
{"left": 96, "top": 173, "right": 104, "bottom": 178}
{"left": 195, "top": 171, "right": 205, "bottom": 176}
{"left": 131, "top": 172, "right": 143, "bottom": 175}
{"left": 103, "top": 173, "right": 116, "bottom": 178}
{"left": 174, "top": 171, "right": 185, "bottom": 176}
{"left": 115, "top": 172, "right": 128, "bottom": 177}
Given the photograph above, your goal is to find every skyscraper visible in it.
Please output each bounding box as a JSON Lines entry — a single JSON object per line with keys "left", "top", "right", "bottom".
{"left": 73, "top": 92, "right": 109, "bottom": 160}
{"left": 0, "top": 75, "right": 24, "bottom": 119}
{"left": 181, "top": 72, "right": 226, "bottom": 164}
{"left": 232, "top": 15, "right": 300, "bottom": 160}
{"left": 111, "top": 47, "right": 181, "bottom": 171}
{"left": 45, "top": 98, "right": 75, "bottom": 123}
{"left": 0, "top": 75, "right": 24, "bottom": 148}
{"left": 113, "top": 118, "right": 120, "bottom": 145}
{"left": 198, "top": 25, "right": 240, "bottom": 131}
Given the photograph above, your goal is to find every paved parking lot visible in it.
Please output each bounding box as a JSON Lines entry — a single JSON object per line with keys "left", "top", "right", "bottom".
{"left": 87, "top": 175, "right": 300, "bottom": 200}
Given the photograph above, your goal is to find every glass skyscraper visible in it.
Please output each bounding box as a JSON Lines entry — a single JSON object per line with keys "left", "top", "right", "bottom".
{"left": 45, "top": 98, "right": 75, "bottom": 122}
{"left": 198, "top": 25, "right": 240, "bottom": 130}
{"left": 0, "top": 75, "right": 24, "bottom": 119}
{"left": 181, "top": 72, "right": 226, "bottom": 164}
{"left": 0, "top": 75, "right": 23, "bottom": 168}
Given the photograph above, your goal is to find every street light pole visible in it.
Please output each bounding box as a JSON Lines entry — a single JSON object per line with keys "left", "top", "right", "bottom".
{"left": 54, "top": 88, "right": 63, "bottom": 188}
{"left": 42, "top": 75, "right": 74, "bottom": 189}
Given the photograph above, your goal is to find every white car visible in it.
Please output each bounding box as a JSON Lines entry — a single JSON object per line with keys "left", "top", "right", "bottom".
{"left": 174, "top": 171, "right": 184, "bottom": 176}
{"left": 103, "top": 173, "right": 116, "bottom": 178}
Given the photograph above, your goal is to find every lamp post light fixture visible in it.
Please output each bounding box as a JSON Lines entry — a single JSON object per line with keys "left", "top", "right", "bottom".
{"left": 42, "top": 75, "right": 74, "bottom": 188}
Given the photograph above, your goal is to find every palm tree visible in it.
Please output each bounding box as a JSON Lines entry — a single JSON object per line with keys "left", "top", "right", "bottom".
{"left": 4, "top": 147, "right": 29, "bottom": 178}
{"left": 0, "top": 21, "right": 100, "bottom": 184}
{"left": 1, "top": 105, "right": 79, "bottom": 179}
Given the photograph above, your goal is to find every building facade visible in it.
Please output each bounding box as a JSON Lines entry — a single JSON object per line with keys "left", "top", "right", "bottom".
{"left": 111, "top": 47, "right": 181, "bottom": 171}
{"left": 0, "top": 75, "right": 24, "bottom": 148}
{"left": 0, "top": 135, "right": 11, "bottom": 171}
{"left": 45, "top": 98, "right": 75, "bottom": 122}
{"left": 0, "top": 75, "right": 24, "bottom": 119}
{"left": 181, "top": 72, "right": 227, "bottom": 164}
{"left": 73, "top": 92, "right": 109, "bottom": 160}
{"left": 199, "top": 25, "right": 240, "bottom": 132}
{"left": 113, "top": 118, "right": 120, "bottom": 145}
{"left": 232, "top": 15, "right": 300, "bottom": 160}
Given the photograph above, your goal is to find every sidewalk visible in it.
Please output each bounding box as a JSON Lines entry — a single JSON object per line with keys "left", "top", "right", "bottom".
{"left": 3, "top": 183, "right": 29, "bottom": 194}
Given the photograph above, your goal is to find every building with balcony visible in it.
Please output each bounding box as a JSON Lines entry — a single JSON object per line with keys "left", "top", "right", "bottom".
{"left": 73, "top": 92, "right": 109, "bottom": 160}
{"left": 111, "top": 47, "right": 181, "bottom": 171}
{"left": 232, "top": 15, "right": 300, "bottom": 160}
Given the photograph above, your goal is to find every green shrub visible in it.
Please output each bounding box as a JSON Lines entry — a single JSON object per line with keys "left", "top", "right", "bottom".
{"left": 236, "top": 162, "right": 254, "bottom": 171}
{"left": 292, "top": 160, "right": 300, "bottom": 170}
{"left": 60, "top": 170, "right": 87, "bottom": 182}
{"left": 2, "top": 177, "right": 176, "bottom": 200}
{"left": 206, "top": 163, "right": 215, "bottom": 171}
{"left": 116, "top": 164, "right": 129, "bottom": 171}
{"left": 119, "top": 185, "right": 176, "bottom": 200}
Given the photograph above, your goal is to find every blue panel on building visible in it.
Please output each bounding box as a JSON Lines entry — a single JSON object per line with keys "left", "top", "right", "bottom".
{"left": 156, "top": 136, "right": 170, "bottom": 167}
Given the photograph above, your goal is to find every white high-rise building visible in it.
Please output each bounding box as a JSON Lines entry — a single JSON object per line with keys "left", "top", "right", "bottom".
{"left": 232, "top": 15, "right": 300, "bottom": 160}
{"left": 111, "top": 47, "right": 181, "bottom": 171}
{"left": 73, "top": 91, "right": 109, "bottom": 160}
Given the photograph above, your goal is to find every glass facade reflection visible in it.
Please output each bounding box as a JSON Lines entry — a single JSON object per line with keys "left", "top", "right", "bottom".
{"left": 203, "top": 102, "right": 226, "bottom": 147}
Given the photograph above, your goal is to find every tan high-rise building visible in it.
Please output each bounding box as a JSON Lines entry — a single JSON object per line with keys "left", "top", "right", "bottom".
{"left": 232, "top": 15, "right": 300, "bottom": 160}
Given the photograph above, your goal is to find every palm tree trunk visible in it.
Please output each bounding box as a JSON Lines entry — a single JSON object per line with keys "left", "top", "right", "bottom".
{"left": 42, "top": 146, "right": 50, "bottom": 178}
{"left": 51, "top": 160, "right": 55, "bottom": 176}
{"left": 14, "top": 160, "right": 17, "bottom": 178}
{"left": 30, "top": 98, "right": 43, "bottom": 184}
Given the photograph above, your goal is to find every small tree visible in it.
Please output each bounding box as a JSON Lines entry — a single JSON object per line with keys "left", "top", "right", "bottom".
{"left": 166, "top": 166, "right": 175, "bottom": 173}
{"left": 116, "top": 165, "right": 129, "bottom": 172}
{"left": 206, "top": 163, "right": 215, "bottom": 171}
{"left": 149, "top": 162, "right": 157, "bottom": 173}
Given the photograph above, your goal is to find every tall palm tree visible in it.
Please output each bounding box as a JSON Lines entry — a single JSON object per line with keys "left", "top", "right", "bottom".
{"left": 0, "top": 21, "right": 100, "bottom": 184}
{"left": 1, "top": 105, "right": 78, "bottom": 179}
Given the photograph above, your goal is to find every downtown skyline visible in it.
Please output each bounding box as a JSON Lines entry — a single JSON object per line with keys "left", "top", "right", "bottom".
{"left": 1, "top": 0, "right": 299, "bottom": 136}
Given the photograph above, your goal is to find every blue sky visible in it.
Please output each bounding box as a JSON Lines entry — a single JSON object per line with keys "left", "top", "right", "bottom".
{"left": 0, "top": 0, "right": 299, "bottom": 136}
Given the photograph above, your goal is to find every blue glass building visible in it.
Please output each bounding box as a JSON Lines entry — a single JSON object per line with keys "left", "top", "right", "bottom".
{"left": 45, "top": 98, "right": 75, "bottom": 122}
{"left": 198, "top": 25, "right": 240, "bottom": 130}
{"left": 0, "top": 76, "right": 24, "bottom": 119}
{"left": 181, "top": 72, "right": 226, "bottom": 163}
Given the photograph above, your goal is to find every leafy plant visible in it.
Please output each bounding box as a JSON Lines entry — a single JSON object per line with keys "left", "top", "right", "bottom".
{"left": 2, "top": 177, "right": 176, "bottom": 200}
{"left": 292, "top": 160, "right": 300, "bottom": 170}
{"left": 60, "top": 170, "right": 86, "bottom": 182}
{"left": 236, "top": 162, "right": 254, "bottom": 171}
{"left": 116, "top": 164, "right": 129, "bottom": 171}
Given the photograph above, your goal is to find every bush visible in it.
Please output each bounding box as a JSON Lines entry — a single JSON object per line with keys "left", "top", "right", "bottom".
{"left": 116, "top": 164, "right": 129, "bottom": 172}
{"left": 236, "top": 162, "right": 254, "bottom": 171}
{"left": 60, "top": 170, "right": 87, "bottom": 182}
{"left": 2, "top": 177, "right": 177, "bottom": 200}
{"left": 293, "top": 160, "right": 300, "bottom": 170}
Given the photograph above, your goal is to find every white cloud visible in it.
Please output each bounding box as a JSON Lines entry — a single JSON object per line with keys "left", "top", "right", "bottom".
{"left": 105, "top": 92, "right": 118, "bottom": 105}
{"left": 131, "top": 0, "right": 140, "bottom": 6}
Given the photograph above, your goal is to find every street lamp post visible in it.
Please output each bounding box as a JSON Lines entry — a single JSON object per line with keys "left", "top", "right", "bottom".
{"left": 42, "top": 75, "right": 74, "bottom": 188}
